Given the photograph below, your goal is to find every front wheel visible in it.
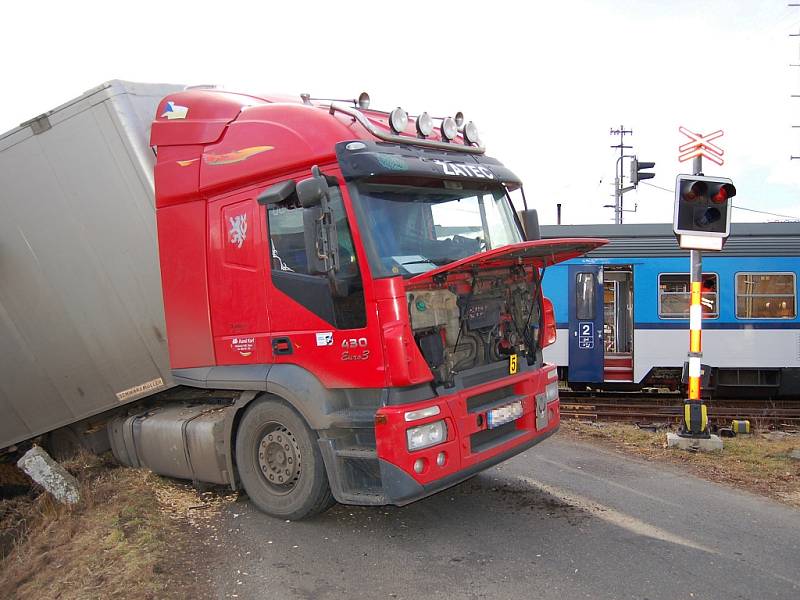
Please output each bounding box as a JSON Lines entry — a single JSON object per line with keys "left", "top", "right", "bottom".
{"left": 235, "top": 398, "right": 335, "bottom": 519}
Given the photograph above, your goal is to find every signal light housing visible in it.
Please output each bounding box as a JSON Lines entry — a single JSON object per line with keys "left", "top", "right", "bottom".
{"left": 630, "top": 157, "right": 656, "bottom": 186}
{"left": 673, "top": 174, "right": 736, "bottom": 251}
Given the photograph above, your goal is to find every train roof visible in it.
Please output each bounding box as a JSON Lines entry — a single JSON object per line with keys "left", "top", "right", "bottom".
{"left": 540, "top": 222, "right": 800, "bottom": 258}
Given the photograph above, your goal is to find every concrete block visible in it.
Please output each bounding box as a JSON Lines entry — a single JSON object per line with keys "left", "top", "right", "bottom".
{"left": 666, "top": 432, "right": 724, "bottom": 452}
{"left": 17, "top": 446, "right": 80, "bottom": 504}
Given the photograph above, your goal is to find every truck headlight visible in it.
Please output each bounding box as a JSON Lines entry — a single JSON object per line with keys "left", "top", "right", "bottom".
{"left": 407, "top": 420, "right": 447, "bottom": 451}
{"left": 546, "top": 381, "right": 559, "bottom": 402}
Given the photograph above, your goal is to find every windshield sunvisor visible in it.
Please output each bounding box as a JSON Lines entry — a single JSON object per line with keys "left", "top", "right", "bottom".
{"left": 336, "top": 140, "right": 522, "bottom": 186}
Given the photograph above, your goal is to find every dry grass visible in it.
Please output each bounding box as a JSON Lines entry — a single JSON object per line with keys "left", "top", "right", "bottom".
{"left": 0, "top": 452, "right": 235, "bottom": 600}
{"left": 562, "top": 420, "right": 800, "bottom": 508}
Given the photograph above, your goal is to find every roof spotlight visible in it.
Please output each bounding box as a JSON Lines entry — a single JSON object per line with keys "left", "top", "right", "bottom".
{"left": 357, "top": 92, "right": 370, "bottom": 110}
{"left": 463, "top": 121, "right": 480, "bottom": 144}
{"left": 389, "top": 107, "right": 408, "bottom": 134}
{"left": 416, "top": 112, "right": 434, "bottom": 137}
{"left": 441, "top": 116, "right": 458, "bottom": 141}
{"left": 454, "top": 112, "right": 465, "bottom": 128}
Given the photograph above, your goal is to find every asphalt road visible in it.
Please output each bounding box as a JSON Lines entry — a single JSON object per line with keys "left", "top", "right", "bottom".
{"left": 208, "top": 434, "right": 800, "bottom": 600}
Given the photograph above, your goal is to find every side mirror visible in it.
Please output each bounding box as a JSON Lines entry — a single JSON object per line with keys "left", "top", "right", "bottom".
{"left": 303, "top": 206, "right": 327, "bottom": 274}
{"left": 298, "top": 166, "right": 343, "bottom": 294}
{"left": 303, "top": 206, "right": 348, "bottom": 297}
{"left": 296, "top": 171, "right": 329, "bottom": 208}
{"left": 520, "top": 209, "right": 541, "bottom": 241}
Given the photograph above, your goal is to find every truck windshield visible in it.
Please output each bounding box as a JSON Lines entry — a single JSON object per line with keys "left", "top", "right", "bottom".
{"left": 349, "top": 179, "right": 523, "bottom": 278}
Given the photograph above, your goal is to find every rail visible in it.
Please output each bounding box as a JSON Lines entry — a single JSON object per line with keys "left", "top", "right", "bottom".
{"left": 560, "top": 391, "right": 800, "bottom": 427}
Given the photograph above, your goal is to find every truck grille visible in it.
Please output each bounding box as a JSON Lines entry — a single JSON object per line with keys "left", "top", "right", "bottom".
{"left": 466, "top": 385, "right": 515, "bottom": 413}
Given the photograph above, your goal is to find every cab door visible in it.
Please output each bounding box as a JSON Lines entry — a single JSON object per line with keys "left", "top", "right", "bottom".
{"left": 568, "top": 264, "right": 604, "bottom": 383}
{"left": 264, "top": 174, "right": 384, "bottom": 388}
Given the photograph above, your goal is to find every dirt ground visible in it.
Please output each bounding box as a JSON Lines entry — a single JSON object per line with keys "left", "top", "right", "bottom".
{"left": 1, "top": 422, "right": 797, "bottom": 598}
{"left": 560, "top": 420, "right": 800, "bottom": 508}
{"left": 0, "top": 452, "right": 235, "bottom": 600}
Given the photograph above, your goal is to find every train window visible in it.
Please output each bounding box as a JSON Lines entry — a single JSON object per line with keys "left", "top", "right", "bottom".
{"left": 576, "top": 272, "right": 596, "bottom": 320}
{"left": 658, "top": 273, "right": 718, "bottom": 319}
{"left": 735, "top": 273, "right": 796, "bottom": 319}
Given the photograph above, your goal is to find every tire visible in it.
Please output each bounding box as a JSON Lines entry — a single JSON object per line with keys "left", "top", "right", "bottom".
{"left": 235, "top": 398, "right": 335, "bottom": 520}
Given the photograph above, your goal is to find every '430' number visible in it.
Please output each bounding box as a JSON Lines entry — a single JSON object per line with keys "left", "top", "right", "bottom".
{"left": 341, "top": 337, "right": 369, "bottom": 361}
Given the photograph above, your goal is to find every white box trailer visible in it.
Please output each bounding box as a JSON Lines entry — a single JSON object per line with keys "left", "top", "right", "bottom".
{"left": 0, "top": 80, "right": 183, "bottom": 449}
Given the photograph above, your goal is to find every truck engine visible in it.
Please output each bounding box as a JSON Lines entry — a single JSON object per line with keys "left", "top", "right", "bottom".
{"left": 407, "top": 267, "right": 542, "bottom": 387}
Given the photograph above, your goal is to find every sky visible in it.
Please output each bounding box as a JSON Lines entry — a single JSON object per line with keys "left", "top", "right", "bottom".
{"left": 2, "top": 0, "right": 799, "bottom": 225}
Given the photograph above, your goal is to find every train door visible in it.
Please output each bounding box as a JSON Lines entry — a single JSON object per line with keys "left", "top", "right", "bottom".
{"left": 602, "top": 268, "right": 634, "bottom": 382}
{"left": 568, "top": 265, "right": 604, "bottom": 382}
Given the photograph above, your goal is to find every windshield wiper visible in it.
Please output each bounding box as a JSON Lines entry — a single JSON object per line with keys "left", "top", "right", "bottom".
{"left": 400, "top": 259, "right": 436, "bottom": 266}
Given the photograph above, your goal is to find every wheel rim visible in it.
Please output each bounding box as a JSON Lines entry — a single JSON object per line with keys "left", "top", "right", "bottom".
{"left": 256, "top": 423, "right": 302, "bottom": 494}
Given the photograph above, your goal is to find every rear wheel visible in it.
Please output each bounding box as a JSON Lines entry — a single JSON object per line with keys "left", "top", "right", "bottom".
{"left": 235, "top": 398, "right": 335, "bottom": 519}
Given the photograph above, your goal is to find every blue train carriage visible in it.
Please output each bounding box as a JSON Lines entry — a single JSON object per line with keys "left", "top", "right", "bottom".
{"left": 540, "top": 223, "right": 800, "bottom": 398}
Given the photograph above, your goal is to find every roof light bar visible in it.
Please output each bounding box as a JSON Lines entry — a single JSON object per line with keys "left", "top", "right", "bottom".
{"left": 327, "top": 103, "right": 485, "bottom": 154}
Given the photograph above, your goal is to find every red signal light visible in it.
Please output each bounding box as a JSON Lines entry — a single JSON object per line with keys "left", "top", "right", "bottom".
{"left": 711, "top": 183, "right": 735, "bottom": 204}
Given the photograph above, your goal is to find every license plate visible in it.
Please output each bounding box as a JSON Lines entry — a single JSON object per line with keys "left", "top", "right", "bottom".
{"left": 486, "top": 400, "right": 524, "bottom": 429}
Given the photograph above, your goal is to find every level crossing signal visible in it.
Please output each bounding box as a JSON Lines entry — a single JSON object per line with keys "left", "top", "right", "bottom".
{"left": 673, "top": 175, "right": 736, "bottom": 250}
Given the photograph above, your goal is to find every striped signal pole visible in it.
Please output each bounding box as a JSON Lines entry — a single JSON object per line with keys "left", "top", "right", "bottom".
{"left": 682, "top": 155, "right": 709, "bottom": 437}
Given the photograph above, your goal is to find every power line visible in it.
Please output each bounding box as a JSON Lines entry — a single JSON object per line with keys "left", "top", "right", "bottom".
{"left": 731, "top": 205, "right": 800, "bottom": 220}
{"left": 640, "top": 181, "right": 675, "bottom": 194}
{"left": 639, "top": 181, "right": 800, "bottom": 221}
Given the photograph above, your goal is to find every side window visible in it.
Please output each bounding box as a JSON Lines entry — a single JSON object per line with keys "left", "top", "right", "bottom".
{"left": 576, "top": 272, "right": 595, "bottom": 320}
{"left": 269, "top": 205, "right": 309, "bottom": 273}
{"left": 736, "top": 273, "right": 796, "bottom": 319}
{"left": 267, "top": 185, "right": 366, "bottom": 329}
{"left": 658, "top": 273, "right": 718, "bottom": 319}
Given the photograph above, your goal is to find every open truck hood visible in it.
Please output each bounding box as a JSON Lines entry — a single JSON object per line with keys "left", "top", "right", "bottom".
{"left": 407, "top": 238, "right": 608, "bottom": 285}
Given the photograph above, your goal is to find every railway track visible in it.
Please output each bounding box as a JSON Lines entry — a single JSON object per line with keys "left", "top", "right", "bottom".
{"left": 559, "top": 390, "right": 800, "bottom": 426}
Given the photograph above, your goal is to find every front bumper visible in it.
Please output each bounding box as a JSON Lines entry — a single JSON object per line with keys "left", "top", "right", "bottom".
{"left": 374, "top": 364, "right": 560, "bottom": 505}
{"left": 379, "top": 424, "right": 559, "bottom": 505}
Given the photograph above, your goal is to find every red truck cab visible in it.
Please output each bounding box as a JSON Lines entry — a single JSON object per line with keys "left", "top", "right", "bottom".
{"left": 149, "top": 88, "right": 605, "bottom": 518}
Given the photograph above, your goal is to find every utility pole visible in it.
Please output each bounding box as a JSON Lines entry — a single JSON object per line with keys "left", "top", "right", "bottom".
{"left": 609, "top": 126, "right": 633, "bottom": 224}
{"left": 792, "top": 3, "right": 800, "bottom": 160}
{"left": 608, "top": 126, "right": 655, "bottom": 223}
